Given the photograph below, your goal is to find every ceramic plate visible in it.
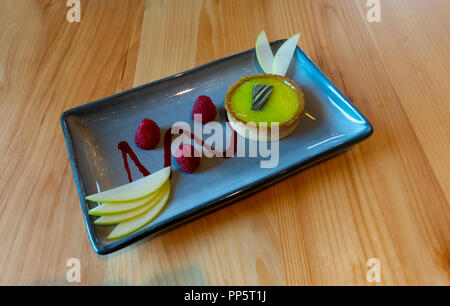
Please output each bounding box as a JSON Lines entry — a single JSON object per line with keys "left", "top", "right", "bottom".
{"left": 61, "top": 40, "right": 373, "bottom": 254}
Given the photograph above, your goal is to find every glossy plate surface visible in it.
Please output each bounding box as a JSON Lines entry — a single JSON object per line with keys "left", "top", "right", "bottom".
{"left": 61, "top": 40, "right": 373, "bottom": 254}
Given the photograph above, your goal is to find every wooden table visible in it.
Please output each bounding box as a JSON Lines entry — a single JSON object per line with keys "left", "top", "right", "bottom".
{"left": 0, "top": 0, "right": 448, "bottom": 285}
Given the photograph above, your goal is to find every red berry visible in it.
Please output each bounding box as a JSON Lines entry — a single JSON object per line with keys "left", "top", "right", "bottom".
{"left": 134, "top": 118, "right": 160, "bottom": 150}
{"left": 174, "top": 144, "right": 200, "bottom": 173}
{"left": 191, "top": 95, "right": 217, "bottom": 123}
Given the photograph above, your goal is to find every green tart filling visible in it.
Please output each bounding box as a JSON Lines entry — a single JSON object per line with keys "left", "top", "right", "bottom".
{"left": 230, "top": 77, "right": 300, "bottom": 126}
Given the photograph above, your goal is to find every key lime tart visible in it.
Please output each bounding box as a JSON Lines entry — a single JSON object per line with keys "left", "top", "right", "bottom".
{"left": 225, "top": 31, "right": 305, "bottom": 141}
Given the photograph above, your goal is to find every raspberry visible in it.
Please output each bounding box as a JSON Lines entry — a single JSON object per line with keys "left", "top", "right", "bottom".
{"left": 134, "top": 118, "right": 160, "bottom": 150}
{"left": 174, "top": 144, "right": 200, "bottom": 173}
{"left": 191, "top": 95, "right": 217, "bottom": 123}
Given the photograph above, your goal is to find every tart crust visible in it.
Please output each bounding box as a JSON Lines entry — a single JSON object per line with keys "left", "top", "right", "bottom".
{"left": 225, "top": 74, "right": 305, "bottom": 141}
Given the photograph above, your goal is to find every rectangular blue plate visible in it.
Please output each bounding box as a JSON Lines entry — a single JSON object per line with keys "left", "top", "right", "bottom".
{"left": 61, "top": 40, "right": 373, "bottom": 255}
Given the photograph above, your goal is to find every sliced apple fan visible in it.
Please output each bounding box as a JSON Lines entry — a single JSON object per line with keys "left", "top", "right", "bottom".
{"left": 85, "top": 166, "right": 172, "bottom": 239}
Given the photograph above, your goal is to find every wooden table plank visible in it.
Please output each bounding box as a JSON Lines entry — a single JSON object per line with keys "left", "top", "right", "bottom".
{"left": 357, "top": 0, "right": 450, "bottom": 203}
{"left": 0, "top": 0, "right": 145, "bottom": 285}
{"left": 0, "top": 0, "right": 448, "bottom": 285}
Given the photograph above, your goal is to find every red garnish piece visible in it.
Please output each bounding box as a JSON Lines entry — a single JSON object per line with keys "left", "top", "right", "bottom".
{"left": 191, "top": 95, "right": 217, "bottom": 124}
{"left": 134, "top": 118, "right": 160, "bottom": 150}
{"left": 117, "top": 141, "right": 150, "bottom": 182}
{"left": 174, "top": 144, "right": 201, "bottom": 173}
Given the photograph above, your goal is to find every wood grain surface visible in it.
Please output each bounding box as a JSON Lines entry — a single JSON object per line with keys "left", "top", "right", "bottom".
{"left": 0, "top": 0, "right": 448, "bottom": 285}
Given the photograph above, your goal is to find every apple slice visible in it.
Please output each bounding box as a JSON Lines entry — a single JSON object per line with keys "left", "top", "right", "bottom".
{"left": 88, "top": 186, "right": 161, "bottom": 216}
{"left": 86, "top": 166, "right": 171, "bottom": 203}
{"left": 94, "top": 182, "right": 169, "bottom": 225}
{"left": 272, "top": 33, "right": 301, "bottom": 77}
{"left": 107, "top": 183, "right": 171, "bottom": 240}
{"left": 256, "top": 30, "right": 274, "bottom": 74}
